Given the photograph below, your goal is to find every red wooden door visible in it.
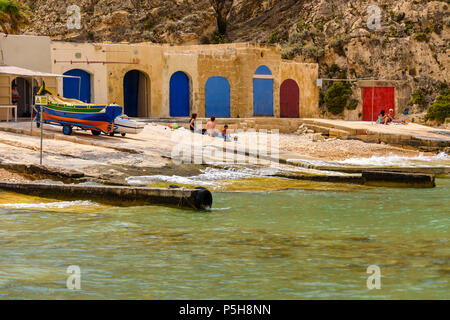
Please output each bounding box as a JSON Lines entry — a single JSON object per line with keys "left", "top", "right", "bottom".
{"left": 280, "top": 79, "right": 300, "bottom": 118}
{"left": 363, "top": 87, "right": 395, "bottom": 121}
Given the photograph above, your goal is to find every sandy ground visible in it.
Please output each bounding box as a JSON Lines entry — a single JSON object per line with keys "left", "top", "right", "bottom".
{"left": 278, "top": 133, "right": 424, "bottom": 161}
{"left": 142, "top": 125, "right": 429, "bottom": 162}
{"left": 139, "top": 124, "right": 430, "bottom": 161}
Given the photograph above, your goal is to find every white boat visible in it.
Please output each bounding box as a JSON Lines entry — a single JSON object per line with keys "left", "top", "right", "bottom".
{"left": 113, "top": 115, "right": 145, "bottom": 136}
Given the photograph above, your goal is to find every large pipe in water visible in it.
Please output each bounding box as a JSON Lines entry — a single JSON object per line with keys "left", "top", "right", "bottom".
{"left": 0, "top": 182, "right": 213, "bottom": 211}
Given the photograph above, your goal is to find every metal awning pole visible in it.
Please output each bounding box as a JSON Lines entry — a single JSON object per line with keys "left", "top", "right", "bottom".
{"left": 30, "top": 76, "right": 34, "bottom": 133}
{"left": 40, "top": 100, "right": 43, "bottom": 166}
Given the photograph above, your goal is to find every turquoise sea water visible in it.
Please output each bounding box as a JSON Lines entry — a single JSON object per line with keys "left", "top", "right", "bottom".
{"left": 0, "top": 179, "right": 449, "bottom": 299}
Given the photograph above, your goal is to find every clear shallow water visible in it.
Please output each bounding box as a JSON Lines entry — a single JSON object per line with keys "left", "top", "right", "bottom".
{"left": 0, "top": 180, "right": 449, "bottom": 299}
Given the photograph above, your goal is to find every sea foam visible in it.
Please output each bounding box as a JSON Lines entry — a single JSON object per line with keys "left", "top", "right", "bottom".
{"left": 0, "top": 200, "right": 98, "bottom": 209}
{"left": 338, "top": 152, "right": 450, "bottom": 166}
{"left": 126, "top": 166, "right": 278, "bottom": 186}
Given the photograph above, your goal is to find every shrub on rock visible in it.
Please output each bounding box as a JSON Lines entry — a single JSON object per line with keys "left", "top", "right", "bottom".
{"left": 324, "top": 82, "right": 352, "bottom": 115}
{"left": 425, "top": 88, "right": 449, "bottom": 124}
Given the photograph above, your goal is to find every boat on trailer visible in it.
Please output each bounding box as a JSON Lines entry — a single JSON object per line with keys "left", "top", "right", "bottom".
{"left": 36, "top": 84, "right": 123, "bottom": 136}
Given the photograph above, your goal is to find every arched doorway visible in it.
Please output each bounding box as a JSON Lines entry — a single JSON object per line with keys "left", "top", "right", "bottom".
{"left": 63, "top": 69, "right": 91, "bottom": 103}
{"left": 205, "top": 76, "right": 230, "bottom": 118}
{"left": 11, "top": 77, "right": 35, "bottom": 118}
{"left": 170, "top": 71, "right": 190, "bottom": 117}
{"left": 280, "top": 79, "right": 300, "bottom": 118}
{"left": 123, "top": 70, "right": 150, "bottom": 117}
{"left": 253, "top": 65, "right": 274, "bottom": 116}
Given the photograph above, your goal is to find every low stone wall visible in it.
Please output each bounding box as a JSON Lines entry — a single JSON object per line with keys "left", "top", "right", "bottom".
{"left": 274, "top": 171, "right": 436, "bottom": 188}
{"left": 300, "top": 119, "right": 450, "bottom": 152}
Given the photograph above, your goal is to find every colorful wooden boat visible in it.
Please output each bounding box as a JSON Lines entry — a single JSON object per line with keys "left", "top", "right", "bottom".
{"left": 36, "top": 84, "right": 123, "bottom": 135}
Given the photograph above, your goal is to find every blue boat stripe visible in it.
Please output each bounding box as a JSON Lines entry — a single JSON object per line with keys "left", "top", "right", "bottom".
{"left": 43, "top": 105, "right": 123, "bottom": 123}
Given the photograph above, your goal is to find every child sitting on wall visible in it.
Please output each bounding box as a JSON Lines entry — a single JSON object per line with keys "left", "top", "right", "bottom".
{"left": 220, "top": 124, "right": 229, "bottom": 141}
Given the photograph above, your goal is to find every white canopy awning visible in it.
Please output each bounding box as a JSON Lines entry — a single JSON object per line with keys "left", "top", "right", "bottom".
{"left": 0, "top": 65, "right": 80, "bottom": 78}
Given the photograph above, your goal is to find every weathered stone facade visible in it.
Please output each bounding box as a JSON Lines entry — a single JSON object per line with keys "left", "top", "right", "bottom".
{"left": 0, "top": 35, "right": 319, "bottom": 120}
{"left": 51, "top": 42, "right": 319, "bottom": 118}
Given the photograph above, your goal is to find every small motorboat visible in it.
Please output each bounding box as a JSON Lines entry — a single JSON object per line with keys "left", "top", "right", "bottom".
{"left": 113, "top": 115, "right": 145, "bottom": 136}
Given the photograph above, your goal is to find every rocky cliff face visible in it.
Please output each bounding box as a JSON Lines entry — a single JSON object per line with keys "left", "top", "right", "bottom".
{"left": 23, "top": 0, "right": 449, "bottom": 114}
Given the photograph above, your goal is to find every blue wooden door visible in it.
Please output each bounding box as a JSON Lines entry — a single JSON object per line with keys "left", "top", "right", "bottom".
{"left": 63, "top": 69, "right": 91, "bottom": 103}
{"left": 205, "top": 76, "right": 230, "bottom": 118}
{"left": 123, "top": 70, "right": 140, "bottom": 117}
{"left": 253, "top": 78, "right": 274, "bottom": 116}
{"left": 170, "top": 71, "right": 190, "bottom": 117}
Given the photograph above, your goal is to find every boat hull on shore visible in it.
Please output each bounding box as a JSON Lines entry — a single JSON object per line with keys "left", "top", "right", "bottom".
{"left": 36, "top": 84, "right": 123, "bottom": 134}
{"left": 40, "top": 104, "right": 123, "bottom": 133}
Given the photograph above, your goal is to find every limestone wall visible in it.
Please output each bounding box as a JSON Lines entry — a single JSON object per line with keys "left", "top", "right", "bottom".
{"left": 237, "top": 45, "right": 281, "bottom": 118}
{"left": 280, "top": 61, "right": 319, "bottom": 118}
{"left": 197, "top": 46, "right": 238, "bottom": 117}
{"left": 105, "top": 43, "right": 163, "bottom": 117}
{"left": 0, "top": 34, "right": 53, "bottom": 121}
{"left": 163, "top": 45, "right": 199, "bottom": 118}
{"left": 0, "top": 34, "right": 52, "bottom": 73}
{"left": 51, "top": 41, "right": 108, "bottom": 104}
{"left": 48, "top": 41, "right": 319, "bottom": 119}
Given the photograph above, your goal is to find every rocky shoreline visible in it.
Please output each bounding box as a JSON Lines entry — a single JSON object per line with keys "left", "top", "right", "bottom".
{"left": 0, "top": 168, "right": 31, "bottom": 183}
{"left": 0, "top": 122, "right": 448, "bottom": 190}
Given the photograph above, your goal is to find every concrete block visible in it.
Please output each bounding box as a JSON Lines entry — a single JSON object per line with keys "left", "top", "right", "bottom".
{"left": 305, "top": 124, "right": 330, "bottom": 135}
{"left": 362, "top": 171, "right": 435, "bottom": 188}
{"left": 329, "top": 128, "right": 349, "bottom": 137}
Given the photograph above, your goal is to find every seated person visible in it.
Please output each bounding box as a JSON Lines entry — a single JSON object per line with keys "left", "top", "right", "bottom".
{"left": 220, "top": 124, "right": 229, "bottom": 140}
{"left": 384, "top": 109, "right": 407, "bottom": 125}
{"left": 206, "top": 116, "right": 218, "bottom": 137}
{"left": 377, "top": 110, "right": 386, "bottom": 124}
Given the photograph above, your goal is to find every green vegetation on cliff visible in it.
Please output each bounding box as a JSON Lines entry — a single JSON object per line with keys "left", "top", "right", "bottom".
{"left": 425, "top": 88, "right": 450, "bottom": 124}
{"left": 0, "top": 0, "right": 31, "bottom": 34}
{"left": 324, "top": 82, "right": 352, "bottom": 115}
